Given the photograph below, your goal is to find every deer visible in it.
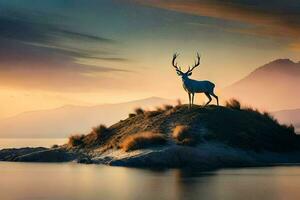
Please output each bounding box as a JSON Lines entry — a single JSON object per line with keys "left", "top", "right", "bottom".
{"left": 172, "top": 52, "right": 219, "bottom": 108}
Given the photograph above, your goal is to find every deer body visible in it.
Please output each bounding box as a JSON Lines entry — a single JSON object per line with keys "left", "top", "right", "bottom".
{"left": 182, "top": 78, "right": 215, "bottom": 94}
{"left": 172, "top": 52, "right": 219, "bottom": 107}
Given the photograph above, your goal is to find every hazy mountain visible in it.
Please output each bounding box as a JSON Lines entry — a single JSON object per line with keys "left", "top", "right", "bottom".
{"left": 0, "top": 97, "right": 175, "bottom": 138}
{"left": 273, "top": 109, "right": 300, "bottom": 133}
{"left": 223, "top": 59, "right": 300, "bottom": 111}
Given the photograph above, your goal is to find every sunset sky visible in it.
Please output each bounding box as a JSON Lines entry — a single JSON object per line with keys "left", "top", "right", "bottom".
{"left": 1, "top": 0, "right": 300, "bottom": 119}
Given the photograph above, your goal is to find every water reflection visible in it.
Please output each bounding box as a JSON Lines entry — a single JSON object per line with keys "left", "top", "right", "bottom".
{"left": 173, "top": 167, "right": 300, "bottom": 200}
{"left": 1, "top": 162, "right": 300, "bottom": 200}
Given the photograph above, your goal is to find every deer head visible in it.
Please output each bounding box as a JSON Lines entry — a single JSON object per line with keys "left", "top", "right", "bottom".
{"left": 172, "top": 52, "right": 201, "bottom": 78}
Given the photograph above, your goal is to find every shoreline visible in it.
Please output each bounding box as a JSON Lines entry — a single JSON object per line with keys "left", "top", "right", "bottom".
{"left": 2, "top": 143, "right": 300, "bottom": 171}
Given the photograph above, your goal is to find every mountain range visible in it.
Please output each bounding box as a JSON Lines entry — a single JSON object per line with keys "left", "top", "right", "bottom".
{"left": 223, "top": 59, "right": 300, "bottom": 111}
{"left": 0, "top": 97, "right": 175, "bottom": 138}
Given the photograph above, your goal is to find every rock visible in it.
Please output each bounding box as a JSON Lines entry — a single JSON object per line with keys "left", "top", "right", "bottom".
{"left": 77, "top": 156, "right": 93, "bottom": 164}
{"left": 13, "top": 148, "right": 77, "bottom": 162}
{"left": 0, "top": 147, "right": 47, "bottom": 161}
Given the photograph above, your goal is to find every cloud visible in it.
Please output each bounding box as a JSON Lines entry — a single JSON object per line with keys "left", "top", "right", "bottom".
{"left": 0, "top": 9, "right": 123, "bottom": 59}
{"left": 58, "top": 30, "right": 115, "bottom": 43}
{"left": 0, "top": 38, "right": 130, "bottom": 91}
{"left": 0, "top": 9, "right": 129, "bottom": 91}
{"left": 137, "top": 0, "right": 300, "bottom": 48}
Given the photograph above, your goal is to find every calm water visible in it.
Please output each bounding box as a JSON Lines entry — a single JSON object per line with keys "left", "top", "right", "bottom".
{"left": 1, "top": 140, "right": 300, "bottom": 200}
{"left": 1, "top": 162, "right": 300, "bottom": 200}
{"left": 0, "top": 138, "right": 67, "bottom": 149}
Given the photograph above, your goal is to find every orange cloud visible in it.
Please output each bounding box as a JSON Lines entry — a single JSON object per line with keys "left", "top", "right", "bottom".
{"left": 138, "top": 0, "right": 300, "bottom": 50}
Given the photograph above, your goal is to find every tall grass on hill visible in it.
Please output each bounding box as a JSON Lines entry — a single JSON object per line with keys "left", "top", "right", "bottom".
{"left": 51, "top": 144, "right": 59, "bottom": 148}
{"left": 83, "top": 124, "right": 111, "bottom": 146}
{"left": 120, "top": 132, "right": 167, "bottom": 152}
{"left": 225, "top": 98, "right": 241, "bottom": 110}
{"left": 163, "top": 104, "right": 173, "bottom": 110}
{"left": 134, "top": 107, "right": 145, "bottom": 115}
{"left": 66, "top": 99, "right": 297, "bottom": 153}
{"left": 68, "top": 134, "right": 85, "bottom": 147}
{"left": 128, "top": 113, "right": 136, "bottom": 118}
{"left": 155, "top": 107, "right": 164, "bottom": 112}
{"left": 206, "top": 99, "right": 297, "bottom": 152}
{"left": 145, "top": 110, "right": 161, "bottom": 118}
{"left": 68, "top": 125, "right": 112, "bottom": 148}
{"left": 172, "top": 125, "right": 197, "bottom": 146}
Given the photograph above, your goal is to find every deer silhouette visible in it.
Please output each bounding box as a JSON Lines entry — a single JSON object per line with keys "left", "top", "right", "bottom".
{"left": 172, "top": 52, "right": 219, "bottom": 108}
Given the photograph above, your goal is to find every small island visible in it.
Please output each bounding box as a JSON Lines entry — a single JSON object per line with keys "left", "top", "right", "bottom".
{"left": 1, "top": 99, "right": 300, "bottom": 170}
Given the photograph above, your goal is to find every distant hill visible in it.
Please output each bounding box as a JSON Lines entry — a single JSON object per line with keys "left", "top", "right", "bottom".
{"left": 223, "top": 59, "right": 300, "bottom": 111}
{"left": 0, "top": 97, "right": 175, "bottom": 138}
{"left": 273, "top": 108, "right": 300, "bottom": 133}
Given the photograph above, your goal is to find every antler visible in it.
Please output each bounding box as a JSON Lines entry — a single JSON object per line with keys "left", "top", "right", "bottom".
{"left": 172, "top": 53, "right": 182, "bottom": 72}
{"left": 187, "top": 52, "right": 201, "bottom": 73}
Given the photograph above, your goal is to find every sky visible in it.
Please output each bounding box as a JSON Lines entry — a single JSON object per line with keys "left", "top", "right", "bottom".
{"left": 1, "top": 0, "right": 300, "bottom": 119}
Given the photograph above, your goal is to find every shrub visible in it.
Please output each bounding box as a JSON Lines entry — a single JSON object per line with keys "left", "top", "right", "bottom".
{"left": 262, "top": 111, "right": 278, "bottom": 124}
{"left": 163, "top": 104, "right": 173, "bottom": 110}
{"left": 282, "top": 124, "right": 295, "bottom": 133}
{"left": 128, "top": 113, "right": 136, "bottom": 118}
{"left": 155, "top": 107, "right": 164, "bottom": 112}
{"left": 92, "top": 125, "right": 110, "bottom": 138}
{"left": 51, "top": 144, "right": 59, "bottom": 148}
{"left": 134, "top": 107, "right": 145, "bottom": 115}
{"left": 84, "top": 124, "right": 111, "bottom": 146}
{"left": 243, "top": 106, "right": 259, "bottom": 113}
{"left": 172, "top": 125, "right": 197, "bottom": 146}
{"left": 68, "top": 134, "right": 85, "bottom": 147}
{"left": 225, "top": 98, "right": 241, "bottom": 110}
{"left": 120, "top": 132, "right": 167, "bottom": 152}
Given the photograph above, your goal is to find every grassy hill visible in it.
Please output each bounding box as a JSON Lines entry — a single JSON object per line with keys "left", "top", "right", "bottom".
{"left": 2, "top": 100, "right": 300, "bottom": 168}
{"left": 68, "top": 100, "right": 298, "bottom": 154}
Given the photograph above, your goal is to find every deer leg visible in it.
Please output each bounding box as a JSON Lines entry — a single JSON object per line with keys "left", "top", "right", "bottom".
{"left": 211, "top": 93, "right": 219, "bottom": 106}
{"left": 204, "top": 92, "right": 212, "bottom": 106}
{"left": 192, "top": 93, "right": 195, "bottom": 106}
{"left": 188, "top": 93, "right": 191, "bottom": 108}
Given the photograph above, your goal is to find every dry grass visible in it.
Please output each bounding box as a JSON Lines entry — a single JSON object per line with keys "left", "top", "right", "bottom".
{"left": 225, "top": 98, "right": 241, "bottom": 110}
{"left": 68, "top": 125, "right": 112, "bottom": 148}
{"left": 145, "top": 110, "right": 162, "bottom": 118}
{"left": 120, "top": 131, "right": 167, "bottom": 152}
{"left": 51, "top": 144, "right": 59, "bottom": 148}
{"left": 83, "top": 124, "right": 111, "bottom": 146}
{"left": 68, "top": 134, "right": 85, "bottom": 147}
{"left": 155, "top": 107, "right": 164, "bottom": 112}
{"left": 282, "top": 124, "right": 295, "bottom": 133}
{"left": 92, "top": 124, "right": 110, "bottom": 139}
{"left": 134, "top": 107, "right": 145, "bottom": 115}
{"left": 163, "top": 104, "right": 173, "bottom": 110}
{"left": 243, "top": 106, "right": 260, "bottom": 113}
{"left": 128, "top": 113, "right": 136, "bottom": 118}
{"left": 172, "top": 125, "right": 197, "bottom": 146}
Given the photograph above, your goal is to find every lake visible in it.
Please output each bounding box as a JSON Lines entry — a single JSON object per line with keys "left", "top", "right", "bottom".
{"left": 1, "top": 162, "right": 300, "bottom": 200}
{"left": 0, "top": 138, "right": 67, "bottom": 149}
{"left": 1, "top": 139, "right": 300, "bottom": 200}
